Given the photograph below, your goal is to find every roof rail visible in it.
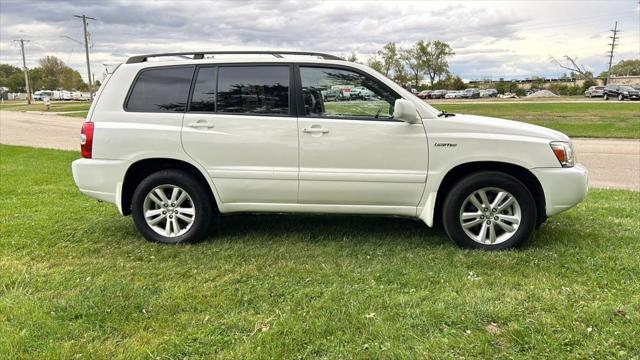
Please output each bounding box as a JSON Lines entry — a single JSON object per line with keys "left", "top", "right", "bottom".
{"left": 126, "top": 51, "right": 343, "bottom": 64}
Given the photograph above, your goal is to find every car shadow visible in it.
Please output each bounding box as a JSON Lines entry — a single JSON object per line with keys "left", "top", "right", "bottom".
{"left": 206, "top": 213, "right": 451, "bottom": 247}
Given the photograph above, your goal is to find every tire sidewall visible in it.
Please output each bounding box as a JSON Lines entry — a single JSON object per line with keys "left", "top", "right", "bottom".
{"left": 442, "top": 172, "right": 537, "bottom": 250}
{"left": 131, "top": 170, "right": 213, "bottom": 244}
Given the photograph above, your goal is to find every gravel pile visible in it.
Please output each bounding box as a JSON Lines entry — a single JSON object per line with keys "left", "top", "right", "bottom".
{"left": 526, "top": 89, "right": 559, "bottom": 98}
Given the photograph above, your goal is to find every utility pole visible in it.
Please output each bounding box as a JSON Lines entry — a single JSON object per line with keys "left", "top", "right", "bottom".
{"left": 605, "top": 21, "right": 619, "bottom": 85}
{"left": 13, "top": 39, "right": 32, "bottom": 104}
{"left": 74, "top": 14, "right": 96, "bottom": 101}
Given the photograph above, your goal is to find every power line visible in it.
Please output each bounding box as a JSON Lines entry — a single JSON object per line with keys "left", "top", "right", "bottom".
{"left": 605, "top": 21, "right": 620, "bottom": 85}
{"left": 12, "top": 39, "right": 33, "bottom": 104}
{"left": 74, "top": 14, "right": 96, "bottom": 101}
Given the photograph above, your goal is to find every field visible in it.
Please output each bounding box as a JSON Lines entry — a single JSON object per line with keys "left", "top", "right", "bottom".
{"left": 434, "top": 102, "right": 639, "bottom": 139}
{"left": 0, "top": 100, "right": 89, "bottom": 118}
{"left": 1, "top": 144, "right": 639, "bottom": 358}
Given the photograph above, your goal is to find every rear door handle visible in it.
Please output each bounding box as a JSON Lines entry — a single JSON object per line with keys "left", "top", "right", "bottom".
{"left": 188, "top": 120, "right": 215, "bottom": 129}
{"left": 302, "top": 126, "right": 329, "bottom": 134}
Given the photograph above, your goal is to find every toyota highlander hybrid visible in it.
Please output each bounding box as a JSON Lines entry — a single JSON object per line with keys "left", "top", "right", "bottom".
{"left": 72, "top": 51, "right": 588, "bottom": 250}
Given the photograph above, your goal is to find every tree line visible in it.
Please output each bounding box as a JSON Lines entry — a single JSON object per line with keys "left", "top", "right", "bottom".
{"left": 356, "top": 41, "right": 456, "bottom": 89}
{"left": 0, "top": 56, "right": 92, "bottom": 93}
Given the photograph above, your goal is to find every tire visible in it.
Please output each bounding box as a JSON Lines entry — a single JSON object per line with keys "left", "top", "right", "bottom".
{"left": 618, "top": 94, "right": 624, "bottom": 101}
{"left": 131, "top": 169, "right": 214, "bottom": 244}
{"left": 603, "top": 93, "right": 609, "bottom": 100}
{"left": 442, "top": 171, "right": 537, "bottom": 250}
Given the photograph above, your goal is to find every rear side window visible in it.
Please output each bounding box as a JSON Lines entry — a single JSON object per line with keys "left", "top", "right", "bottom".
{"left": 216, "top": 66, "right": 289, "bottom": 115}
{"left": 189, "top": 67, "right": 216, "bottom": 112}
{"left": 126, "top": 66, "right": 194, "bottom": 112}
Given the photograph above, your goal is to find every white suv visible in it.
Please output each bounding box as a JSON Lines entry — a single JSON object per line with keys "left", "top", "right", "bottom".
{"left": 72, "top": 51, "right": 588, "bottom": 250}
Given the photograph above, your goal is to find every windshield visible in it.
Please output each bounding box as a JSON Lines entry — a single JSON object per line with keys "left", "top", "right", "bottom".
{"left": 620, "top": 86, "right": 636, "bottom": 91}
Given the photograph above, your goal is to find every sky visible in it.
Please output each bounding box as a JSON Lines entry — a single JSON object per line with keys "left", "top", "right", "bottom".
{"left": 1, "top": 0, "right": 638, "bottom": 82}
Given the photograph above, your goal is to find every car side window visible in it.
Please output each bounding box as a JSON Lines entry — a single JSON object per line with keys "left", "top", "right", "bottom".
{"left": 216, "top": 66, "right": 289, "bottom": 115}
{"left": 126, "top": 66, "right": 194, "bottom": 112}
{"left": 299, "top": 66, "right": 400, "bottom": 120}
{"left": 189, "top": 67, "right": 216, "bottom": 112}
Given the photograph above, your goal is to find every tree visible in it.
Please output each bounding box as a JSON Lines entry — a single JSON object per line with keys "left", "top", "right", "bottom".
{"left": 346, "top": 52, "right": 358, "bottom": 63}
{"left": 0, "top": 64, "right": 21, "bottom": 79}
{"left": 366, "top": 56, "right": 384, "bottom": 74}
{"left": 0, "top": 64, "right": 23, "bottom": 92}
{"left": 422, "top": 40, "right": 455, "bottom": 88}
{"left": 392, "top": 62, "right": 410, "bottom": 88}
{"left": 400, "top": 42, "right": 425, "bottom": 88}
{"left": 550, "top": 56, "right": 593, "bottom": 80}
{"left": 599, "top": 59, "right": 640, "bottom": 78}
{"left": 433, "top": 74, "right": 465, "bottom": 90}
{"left": 378, "top": 42, "right": 401, "bottom": 77}
{"left": 40, "top": 56, "right": 67, "bottom": 78}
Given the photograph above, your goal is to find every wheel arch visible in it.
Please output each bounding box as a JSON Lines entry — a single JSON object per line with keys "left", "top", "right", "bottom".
{"left": 432, "top": 161, "right": 547, "bottom": 228}
{"left": 120, "top": 158, "right": 218, "bottom": 216}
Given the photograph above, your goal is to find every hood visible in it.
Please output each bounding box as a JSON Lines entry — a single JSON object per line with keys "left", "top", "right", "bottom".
{"left": 429, "top": 114, "right": 570, "bottom": 142}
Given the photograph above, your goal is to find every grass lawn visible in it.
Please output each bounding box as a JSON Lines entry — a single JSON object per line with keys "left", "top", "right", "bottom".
{"left": 433, "top": 102, "right": 640, "bottom": 139}
{"left": 1, "top": 144, "right": 638, "bottom": 358}
{"left": 0, "top": 100, "right": 90, "bottom": 118}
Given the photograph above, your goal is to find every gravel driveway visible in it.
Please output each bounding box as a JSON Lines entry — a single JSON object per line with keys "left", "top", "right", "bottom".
{"left": 1, "top": 111, "right": 638, "bottom": 191}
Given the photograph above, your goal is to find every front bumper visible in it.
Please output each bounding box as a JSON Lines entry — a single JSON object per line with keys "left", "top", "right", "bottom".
{"left": 72, "top": 158, "right": 131, "bottom": 214}
{"left": 531, "top": 163, "right": 588, "bottom": 216}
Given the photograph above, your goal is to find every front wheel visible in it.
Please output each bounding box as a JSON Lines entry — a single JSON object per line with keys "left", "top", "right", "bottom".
{"left": 442, "top": 172, "right": 537, "bottom": 250}
{"left": 131, "top": 169, "right": 214, "bottom": 244}
{"left": 618, "top": 94, "right": 624, "bottom": 101}
{"left": 603, "top": 93, "right": 609, "bottom": 100}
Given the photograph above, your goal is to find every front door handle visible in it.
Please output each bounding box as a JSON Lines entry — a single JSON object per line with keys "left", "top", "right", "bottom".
{"left": 302, "top": 125, "right": 329, "bottom": 134}
{"left": 188, "top": 120, "right": 215, "bottom": 129}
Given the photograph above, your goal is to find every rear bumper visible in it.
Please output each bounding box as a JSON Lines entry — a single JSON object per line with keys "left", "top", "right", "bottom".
{"left": 72, "top": 158, "right": 131, "bottom": 214}
{"left": 531, "top": 163, "right": 589, "bottom": 216}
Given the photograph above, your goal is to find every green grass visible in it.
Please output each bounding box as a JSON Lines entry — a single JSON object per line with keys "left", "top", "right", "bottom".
{"left": 1, "top": 144, "right": 639, "bottom": 358}
{"left": 434, "top": 102, "right": 640, "bottom": 138}
{"left": 0, "top": 100, "right": 90, "bottom": 114}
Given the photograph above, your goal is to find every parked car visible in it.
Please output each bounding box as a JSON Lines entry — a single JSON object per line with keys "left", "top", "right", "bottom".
{"left": 72, "top": 50, "right": 587, "bottom": 250}
{"left": 603, "top": 85, "right": 640, "bottom": 101}
{"left": 321, "top": 88, "right": 340, "bottom": 101}
{"left": 430, "top": 89, "right": 447, "bottom": 99}
{"left": 482, "top": 89, "right": 498, "bottom": 97}
{"left": 445, "top": 91, "right": 464, "bottom": 99}
{"left": 416, "top": 90, "right": 432, "bottom": 99}
{"left": 583, "top": 86, "right": 605, "bottom": 98}
{"left": 351, "top": 86, "right": 376, "bottom": 99}
{"left": 462, "top": 88, "right": 480, "bottom": 99}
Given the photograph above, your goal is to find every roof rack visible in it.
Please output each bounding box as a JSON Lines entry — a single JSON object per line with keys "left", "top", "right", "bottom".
{"left": 126, "top": 51, "right": 343, "bottom": 64}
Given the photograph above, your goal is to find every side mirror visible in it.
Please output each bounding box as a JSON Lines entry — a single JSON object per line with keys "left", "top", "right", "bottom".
{"left": 393, "top": 99, "right": 420, "bottom": 124}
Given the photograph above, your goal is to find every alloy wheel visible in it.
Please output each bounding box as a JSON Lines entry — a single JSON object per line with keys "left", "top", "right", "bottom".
{"left": 143, "top": 184, "right": 195, "bottom": 237}
{"left": 459, "top": 187, "right": 522, "bottom": 245}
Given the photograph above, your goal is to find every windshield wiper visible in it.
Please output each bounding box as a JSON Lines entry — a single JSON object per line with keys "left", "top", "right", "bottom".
{"left": 437, "top": 110, "right": 455, "bottom": 118}
{"left": 374, "top": 106, "right": 383, "bottom": 119}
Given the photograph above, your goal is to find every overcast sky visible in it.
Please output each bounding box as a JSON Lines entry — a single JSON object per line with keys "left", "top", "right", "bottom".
{"left": 1, "top": 0, "right": 638, "bottom": 82}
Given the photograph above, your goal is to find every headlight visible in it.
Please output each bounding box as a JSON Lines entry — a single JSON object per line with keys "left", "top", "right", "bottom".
{"left": 623, "top": 91, "right": 629, "bottom": 95}
{"left": 550, "top": 142, "right": 575, "bottom": 167}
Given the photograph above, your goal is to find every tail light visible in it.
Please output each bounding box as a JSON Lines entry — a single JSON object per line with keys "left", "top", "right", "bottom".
{"left": 80, "top": 122, "right": 94, "bottom": 158}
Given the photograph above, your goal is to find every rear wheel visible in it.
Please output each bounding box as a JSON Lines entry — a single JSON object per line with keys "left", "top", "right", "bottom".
{"left": 442, "top": 171, "right": 537, "bottom": 250}
{"left": 131, "top": 169, "right": 213, "bottom": 244}
{"left": 604, "top": 93, "right": 609, "bottom": 100}
{"left": 618, "top": 94, "right": 624, "bottom": 101}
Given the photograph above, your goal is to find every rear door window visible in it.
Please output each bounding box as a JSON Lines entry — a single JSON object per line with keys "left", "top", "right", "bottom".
{"left": 126, "top": 66, "right": 194, "bottom": 112}
{"left": 216, "top": 66, "right": 289, "bottom": 115}
{"left": 189, "top": 67, "right": 216, "bottom": 112}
